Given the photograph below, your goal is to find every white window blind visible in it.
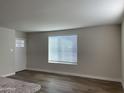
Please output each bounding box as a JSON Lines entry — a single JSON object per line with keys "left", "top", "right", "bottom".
{"left": 48, "top": 35, "right": 77, "bottom": 65}
{"left": 16, "top": 39, "right": 25, "bottom": 48}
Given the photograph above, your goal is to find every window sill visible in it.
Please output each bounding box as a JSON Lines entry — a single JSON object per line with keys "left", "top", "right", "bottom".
{"left": 48, "top": 61, "right": 77, "bottom": 65}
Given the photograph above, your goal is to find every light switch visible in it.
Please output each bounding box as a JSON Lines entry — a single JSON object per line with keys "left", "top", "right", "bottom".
{"left": 10, "top": 49, "right": 14, "bottom": 52}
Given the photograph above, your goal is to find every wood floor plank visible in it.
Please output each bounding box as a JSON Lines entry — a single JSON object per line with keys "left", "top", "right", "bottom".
{"left": 8, "top": 70, "right": 123, "bottom": 93}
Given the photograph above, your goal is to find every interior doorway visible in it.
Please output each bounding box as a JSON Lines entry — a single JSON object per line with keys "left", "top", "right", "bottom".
{"left": 15, "top": 38, "right": 27, "bottom": 72}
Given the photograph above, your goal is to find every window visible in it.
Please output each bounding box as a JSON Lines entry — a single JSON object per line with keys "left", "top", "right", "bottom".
{"left": 48, "top": 35, "right": 77, "bottom": 65}
{"left": 16, "top": 39, "right": 25, "bottom": 48}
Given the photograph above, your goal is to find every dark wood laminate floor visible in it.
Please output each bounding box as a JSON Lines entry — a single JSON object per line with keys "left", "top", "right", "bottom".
{"left": 8, "top": 70, "right": 123, "bottom": 93}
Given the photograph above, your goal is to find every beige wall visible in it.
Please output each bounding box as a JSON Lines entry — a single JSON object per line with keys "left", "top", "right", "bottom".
{"left": 27, "top": 25, "right": 121, "bottom": 81}
{"left": 121, "top": 20, "right": 124, "bottom": 87}
{"left": 0, "top": 27, "right": 15, "bottom": 76}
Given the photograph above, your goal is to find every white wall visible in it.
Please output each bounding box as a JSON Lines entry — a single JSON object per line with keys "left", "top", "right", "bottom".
{"left": 121, "top": 19, "right": 124, "bottom": 87}
{"left": 27, "top": 25, "right": 121, "bottom": 81}
{"left": 0, "top": 28, "right": 27, "bottom": 76}
{"left": 15, "top": 31, "right": 27, "bottom": 39}
{"left": 0, "top": 27, "right": 15, "bottom": 76}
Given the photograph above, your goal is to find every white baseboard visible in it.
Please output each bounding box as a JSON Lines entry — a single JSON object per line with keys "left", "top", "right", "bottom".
{"left": 27, "top": 68, "right": 121, "bottom": 82}
{"left": 1, "top": 72, "right": 15, "bottom": 77}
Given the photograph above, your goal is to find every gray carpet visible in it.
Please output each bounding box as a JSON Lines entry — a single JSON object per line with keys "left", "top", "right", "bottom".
{"left": 0, "top": 77, "right": 41, "bottom": 93}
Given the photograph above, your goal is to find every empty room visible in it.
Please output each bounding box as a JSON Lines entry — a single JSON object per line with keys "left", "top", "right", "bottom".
{"left": 0, "top": 0, "right": 123, "bottom": 93}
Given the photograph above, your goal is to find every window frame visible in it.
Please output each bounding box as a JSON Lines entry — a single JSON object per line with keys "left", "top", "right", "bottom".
{"left": 16, "top": 38, "right": 25, "bottom": 48}
{"left": 48, "top": 34, "right": 78, "bottom": 65}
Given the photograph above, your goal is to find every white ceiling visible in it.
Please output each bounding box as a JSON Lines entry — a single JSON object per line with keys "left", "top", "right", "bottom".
{"left": 0, "top": 0, "right": 123, "bottom": 32}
